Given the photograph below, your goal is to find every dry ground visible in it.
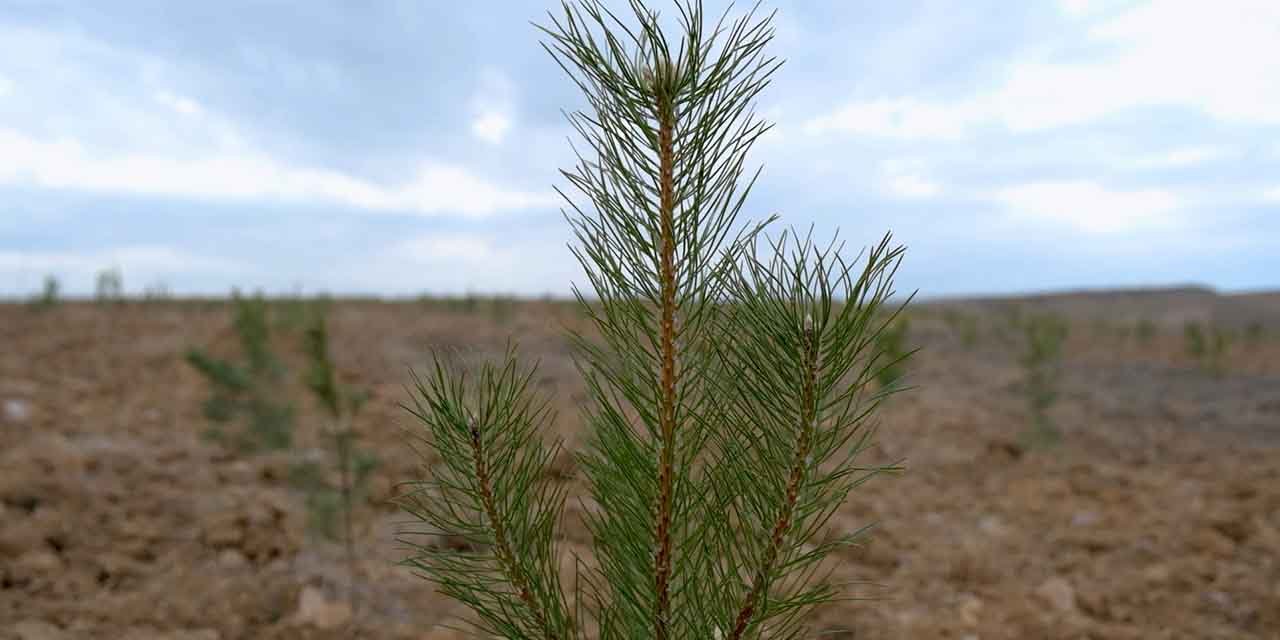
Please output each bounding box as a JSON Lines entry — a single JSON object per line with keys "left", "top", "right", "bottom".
{"left": 1, "top": 288, "right": 1277, "bottom": 639}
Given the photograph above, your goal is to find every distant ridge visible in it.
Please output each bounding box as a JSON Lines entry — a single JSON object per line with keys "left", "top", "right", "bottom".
{"left": 915, "top": 285, "right": 1280, "bottom": 330}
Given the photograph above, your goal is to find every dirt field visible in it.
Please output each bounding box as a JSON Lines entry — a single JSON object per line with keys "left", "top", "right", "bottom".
{"left": 2, "top": 288, "right": 1277, "bottom": 639}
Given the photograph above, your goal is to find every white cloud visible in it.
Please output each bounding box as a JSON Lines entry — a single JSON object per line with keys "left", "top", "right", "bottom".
{"left": 1123, "top": 146, "right": 1231, "bottom": 170}
{"left": 880, "top": 159, "right": 941, "bottom": 199}
{"left": 470, "top": 67, "right": 517, "bottom": 145}
{"left": 1263, "top": 186, "right": 1280, "bottom": 202}
{"left": 154, "top": 90, "right": 203, "bottom": 116}
{"left": 326, "top": 232, "right": 578, "bottom": 296}
{"left": 471, "top": 111, "right": 512, "bottom": 145}
{"left": 0, "top": 128, "right": 557, "bottom": 216}
{"left": 993, "top": 180, "right": 1183, "bottom": 234}
{"left": 803, "top": 98, "right": 974, "bottom": 140}
{"left": 393, "top": 232, "right": 500, "bottom": 265}
{"left": 1057, "top": 0, "right": 1134, "bottom": 18}
{"left": 805, "top": 0, "right": 1280, "bottom": 139}
{"left": 0, "top": 245, "right": 242, "bottom": 283}
{"left": 0, "top": 25, "right": 549, "bottom": 216}
{"left": 886, "top": 174, "right": 941, "bottom": 199}
{"left": 1058, "top": 0, "right": 1098, "bottom": 16}
{"left": 0, "top": 73, "right": 11, "bottom": 97}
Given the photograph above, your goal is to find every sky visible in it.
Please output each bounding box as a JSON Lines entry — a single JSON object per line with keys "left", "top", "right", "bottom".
{"left": 1, "top": 0, "right": 1277, "bottom": 299}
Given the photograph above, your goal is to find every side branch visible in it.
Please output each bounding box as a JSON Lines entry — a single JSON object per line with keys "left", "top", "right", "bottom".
{"left": 468, "top": 414, "right": 557, "bottom": 640}
{"left": 728, "top": 315, "right": 820, "bottom": 639}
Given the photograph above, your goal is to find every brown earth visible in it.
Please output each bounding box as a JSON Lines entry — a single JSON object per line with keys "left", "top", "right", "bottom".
{"left": 1, "top": 289, "right": 1277, "bottom": 639}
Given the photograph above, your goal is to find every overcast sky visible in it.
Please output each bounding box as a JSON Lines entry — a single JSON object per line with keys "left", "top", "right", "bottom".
{"left": 1, "top": 0, "right": 1277, "bottom": 299}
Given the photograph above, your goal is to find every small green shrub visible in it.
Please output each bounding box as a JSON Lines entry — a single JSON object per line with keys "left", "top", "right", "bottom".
{"left": 95, "top": 267, "right": 124, "bottom": 303}
{"left": 1184, "top": 321, "right": 1206, "bottom": 358}
{"left": 1019, "top": 312, "right": 1068, "bottom": 447}
{"left": 185, "top": 292, "right": 295, "bottom": 451}
{"left": 30, "top": 275, "right": 60, "bottom": 310}
{"left": 1184, "top": 321, "right": 1228, "bottom": 376}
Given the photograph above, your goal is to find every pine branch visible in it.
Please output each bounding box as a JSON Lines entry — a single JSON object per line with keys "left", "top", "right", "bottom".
{"left": 708, "top": 229, "right": 910, "bottom": 640}
{"left": 397, "top": 347, "right": 576, "bottom": 640}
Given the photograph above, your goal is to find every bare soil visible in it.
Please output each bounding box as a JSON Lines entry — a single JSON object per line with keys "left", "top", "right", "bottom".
{"left": 1, "top": 289, "right": 1277, "bottom": 639}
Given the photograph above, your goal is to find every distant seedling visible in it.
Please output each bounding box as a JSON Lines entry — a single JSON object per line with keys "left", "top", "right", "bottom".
{"left": 1135, "top": 318, "right": 1156, "bottom": 345}
{"left": 95, "top": 267, "right": 124, "bottom": 303}
{"left": 1184, "top": 321, "right": 1228, "bottom": 376}
{"left": 1019, "top": 312, "right": 1068, "bottom": 448}
{"left": 942, "top": 309, "right": 979, "bottom": 348}
{"left": 1245, "top": 322, "right": 1265, "bottom": 344}
{"left": 185, "top": 292, "right": 295, "bottom": 451}
{"left": 297, "top": 306, "right": 378, "bottom": 618}
{"left": 143, "top": 281, "right": 172, "bottom": 301}
{"left": 275, "top": 292, "right": 327, "bottom": 332}
{"left": 875, "top": 314, "right": 913, "bottom": 389}
{"left": 30, "top": 275, "right": 60, "bottom": 310}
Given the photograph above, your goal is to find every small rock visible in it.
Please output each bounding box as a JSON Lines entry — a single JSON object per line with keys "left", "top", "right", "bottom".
{"left": 294, "top": 585, "right": 352, "bottom": 629}
{"left": 13, "top": 619, "right": 67, "bottom": 640}
{"left": 17, "top": 550, "right": 64, "bottom": 573}
{"left": 1071, "top": 510, "right": 1100, "bottom": 527}
{"left": 171, "top": 630, "right": 220, "bottom": 640}
{"left": 978, "top": 515, "right": 1010, "bottom": 537}
{"left": 958, "top": 593, "right": 983, "bottom": 626}
{"left": 121, "top": 628, "right": 219, "bottom": 640}
{"left": 4, "top": 398, "right": 30, "bottom": 423}
{"left": 1204, "top": 590, "right": 1231, "bottom": 609}
{"left": 1142, "top": 563, "right": 1170, "bottom": 585}
{"left": 1035, "top": 576, "right": 1078, "bottom": 614}
{"left": 217, "top": 549, "right": 248, "bottom": 569}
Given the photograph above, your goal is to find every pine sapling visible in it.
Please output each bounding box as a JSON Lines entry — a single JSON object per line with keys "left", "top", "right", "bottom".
{"left": 301, "top": 306, "right": 377, "bottom": 619}
{"left": 1135, "top": 318, "right": 1156, "bottom": 345}
{"left": 942, "top": 309, "right": 979, "bottom": 349}
{"left": 1183, "top": 321, "right": 1228, "bottom": 376}
{"left": 30, "top": 274, "right": 60, "bottom": 310}
{"left": 95, "top": 267, "right": 124, "bottom": 304}
{"left": 1019, "top": 312, "right": 1068, "bottom": 447}
{"left": 1245, "top": 321, "right": 1265, "bottom": 344}
{"left": 395, "top": 2, "right": 912, "bottom": 638}
{"left": 874, "top": 313, "right": 913, "bottom": 389}
{"left": 185, "top": 292, "right": 295, "bottom": 451}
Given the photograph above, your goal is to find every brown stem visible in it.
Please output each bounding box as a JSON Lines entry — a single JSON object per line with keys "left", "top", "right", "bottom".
{"left": 468, "top": 419, "right": 556, "bottom": 639}
{"left": 728, "top": 317, "right": 820, "bottom": 640}
{"left": 337, "top": 417, "right": 357, "bottom": 619}
{"left": 652, "top": 72, "right": 679, "bottom": 640}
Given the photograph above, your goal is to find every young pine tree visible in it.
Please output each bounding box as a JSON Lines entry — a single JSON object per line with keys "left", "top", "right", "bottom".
{"left": 396, "top": 2, "right": 910, "bottom": 638}
{"left": 301, "top": 307, "right": 377, "bottom": 618}
{"left": 185, "top": 292, "right": 295, "bottom": 451}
